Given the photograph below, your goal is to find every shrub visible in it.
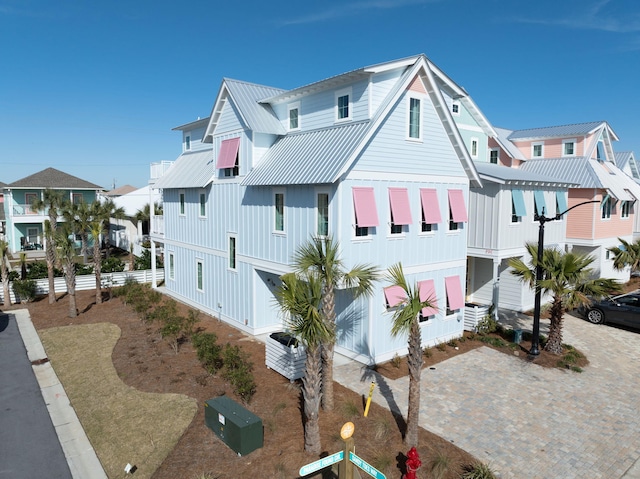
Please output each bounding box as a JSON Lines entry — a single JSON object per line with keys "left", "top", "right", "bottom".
{"left": 75, "top": 263, "right": 94, "bottom": 275}
{"left": 430, "top": 451, "right": 453, "bottom": 479}
{"left": 134, "top": 249, "right": 164, "bottom": 270}
{"left": 0, "top": 270, "right": 19, "bottom": 282}
{"left": 153, "top": 301, "right": 199, "bottom": 353}
{"left": 462, "top": 462, "right": 497, "bottom": 479}
{"left": 26, "top": 261, "right": 63, "bottom": 279}
{"left": 476, "top": 308, "right": 498, "bottom": 335}
{"left": 192, "top": 332, "right": 223, "bottom": 374}
{"left": 101, "top": 256, "right": 125, "bottom": 273}
{"left": 390, "top": 353, "right": 402, "bottom": 368}
{"left": 423, "top": 346, "right": 432, "bottom": 359}
{"left": 12, "top": 279, "right": 38, "bottom": 302}
{"left": 436, "top": 342, "right": 447, "bottom": 352}
{"left": 222, "top": 344, "right": 256, "bottom": 402}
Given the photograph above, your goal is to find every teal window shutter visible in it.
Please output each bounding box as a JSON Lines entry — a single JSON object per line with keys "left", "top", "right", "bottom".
{"left": 534, "top": 190, "right": 547, "bottom": 216}
{"left": 511, "top": 189, "right": 527, "bottom": 217}
{"left": 555, "top": 191, "right": 568, "bottom": 215}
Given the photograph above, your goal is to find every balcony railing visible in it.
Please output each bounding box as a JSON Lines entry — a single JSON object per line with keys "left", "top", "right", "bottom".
{"left": 12, "top": 204, "right": 42, "bottom": 216}
{"left": 151, "top": 216, "right": 164, "bottom": 236}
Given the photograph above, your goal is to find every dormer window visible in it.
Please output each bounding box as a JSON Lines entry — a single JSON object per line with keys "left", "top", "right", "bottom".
{"left": 532, "top": 142, "right": 544, "bottom": 158}
{"left": 563, "top": 139, "right": 576, "bottom": 157}
{"left": 470, "top": 138, "right": 479, "bottom": 159}
{"left": 451, "top": 101, "right": 460, "bottom": 116}
{"left": 185, "top": 135, "right": 191, "bottom": 151}
{"left": 216, "top": 137, "right": 240, "bottom": 177}
{"left": 288, "top": 102, "right": 300, "bottom": 131}
{"left": 408, "top": 96, "right": 421, "bottom": 140}
{"left": 335, "top": 88, "right": 352, "bottom": 122}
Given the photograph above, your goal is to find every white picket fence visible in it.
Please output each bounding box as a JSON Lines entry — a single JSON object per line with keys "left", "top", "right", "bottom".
{"left": 0, "top": 269, "right": 163, "bottom": 304}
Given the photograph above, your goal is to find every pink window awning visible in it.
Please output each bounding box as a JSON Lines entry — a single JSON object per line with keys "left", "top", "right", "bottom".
{"left": 353, "top": 187, "right": 379, "bottom": 227}
{"left": 448, "top": 189, "right": 468, "bottom": 223}
{"left": 384, "top": 285, "right": 406, "bottom": 308}
{"left": 418, "top": 279, "right": 438, "bottom": 317}
{"left": 389, "top": 187, "right": 412, "bottom": 225}
{"left": 445, "top": 275, "right": 464, "bottom": 311}
{"left": 216, "top": 137, "right": 240, "bottom": 169}
{"left": 420, "top": 188, "right": 442, "bottom": 223}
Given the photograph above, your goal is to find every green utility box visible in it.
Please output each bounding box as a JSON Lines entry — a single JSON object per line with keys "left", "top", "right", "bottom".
{"left": 204, "top": 396, "right": 263, "bottom": 456}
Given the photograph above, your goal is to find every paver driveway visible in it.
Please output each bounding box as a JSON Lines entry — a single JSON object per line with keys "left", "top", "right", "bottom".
{"left": 334, "top": 312, "right": 640, "bottom": 479}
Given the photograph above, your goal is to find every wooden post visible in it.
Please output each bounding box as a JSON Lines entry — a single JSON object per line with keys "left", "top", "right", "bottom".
{"left": 341, "top": 436, "right": 354, "bottom": 479}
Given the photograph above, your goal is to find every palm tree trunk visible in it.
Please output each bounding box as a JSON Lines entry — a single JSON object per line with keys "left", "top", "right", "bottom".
{"left": 544, "top": 297, "right": 564, "bottom": 354}
{"left": 302, "top": 344, "right": 322, "bottom": 454}
{"left": 320, "top": 284, "right": 336, "bottom": 411}
{"left": 405, "top": 319, "right": 423, "bottom": 447}
{"left": 1, "top": 260, "right": 11, "bottom": 306}
{"left": 46, "top": 243, "right": 56, "bottom": 304}
{"left": 65, "top": 267, "right": 77, "bottom": 318}
{"left": 94, "top": 242, "right": 102, "bottom": 304}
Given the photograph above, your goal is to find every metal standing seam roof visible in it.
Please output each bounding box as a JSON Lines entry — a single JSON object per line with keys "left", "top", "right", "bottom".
{"left": 223, "top": 79, "right": 286, "bottom": 135}
{"left": 6, "top": 167, "right": 103, "bottom": 189}
{"left": 507, "top": 121, "right": 605, "bottom": 140}
{"left": 241, "top": 121, "right": 371, "bottom": 186}
{"left": 493, "top": 127, "right": 526, "bottom": 161}
{"left": 615, "top": 151, "right": 633, "bottom": 169}
{"left": 472, "top": 161, "right": 576, "bottom": 187}
{"left": 152, "top": 149, "right": 214, "bottom": 189}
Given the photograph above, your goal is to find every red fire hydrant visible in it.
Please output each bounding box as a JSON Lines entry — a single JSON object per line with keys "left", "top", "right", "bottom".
{"left": 404, "top": 446, "right": 421, "bottom": 479}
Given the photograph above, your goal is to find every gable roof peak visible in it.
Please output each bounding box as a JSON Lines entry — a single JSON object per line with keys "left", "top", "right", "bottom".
{"left": 7, "top": 167, "right": 103, "bottom": 189}
{"left": 508, "top": 120, "right": 610, "bottom": 140}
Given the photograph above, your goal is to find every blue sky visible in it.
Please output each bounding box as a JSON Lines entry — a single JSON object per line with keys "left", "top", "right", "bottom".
{"left": 1, "top": 0, "right": 639, "bottom": 189}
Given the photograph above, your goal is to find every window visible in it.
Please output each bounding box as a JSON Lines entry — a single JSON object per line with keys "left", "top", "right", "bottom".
{"left": 168, "top": 253, "right": 175, "bottom": 280}
{"left": 196, "top": 260, "right": 203, "bottom": 292}
{"left": 179, "top": 191, "right": 185, "bottom": 215}
{"left": 420, "top": 188, "right": 441, "bottom": 233}
{"left": 556, "top": 191, "right": 568, "bottom": 217}
{"left": 622, "top": 200, "right": 631, "bottom": 218}
{"left": 470, "top": 138, "right": 479, "bottom": 159}
{"left": 451, "top": 101, "right": 460, "bottom": 116}
{"left": 199, "top": 192, "right": 206, "bottom": 217}
{"left": 445, "top": 275, "right": 464, "bottom": 316}
{"left": 534, "top": 191, "right": 546, "bottom": 217}
{"left": 388, "top": 188, "right": 411, "bottom": 235}
{"left": 448, "top": 189, "right": 467, "bottom": 231}
{"left": 352, "top": 187, "right": 378, "bottom": 237}
{"left": 274, "top": 191, "right": 284, "bottom": 232}
{"left": 185, "top": 135, "right": 191, "bottom": 151}
{"left": 408, "top": 97, "right": 421, "bottom": 140}
{"left": 532, "top": 143, "right": 544, "bottom": 158}
{"left": 563, "top": 139, "right": 576, "bottom": 157}
{"left": 216, "top": 137, "right": 240, "bottom": 177}
{"left": 384, "top": 285, "right": 406, "bottom": 308}
{"left": 418, "top": 279, "right": 438, "bottom": 321}
{"left": 511, "top": 189, "right": 526, "bottom": 223}
{"left": 602, "top": 196, "right": 612, "bottom": 219}
{"left": 317, "top": 193, "right": 329, "bottom": 236}
{"left": 489, "top": 149, "right": 499, "bottom": 164}
{"left": 72, "top": 193, "right": 83, "bottom": 204}
{"left": 335, "top": 88, "right": 352, "bottom": 121}
{"left": 25, "top": 193, "right": 37, "bottom": 214}
{"left": 229, "top": 235, "right": 237, "bottom": 270}
{"left": 596, "top": 141, "right": 605, "bottom": 161}
{"left": 288, "top": 102, "right": 300, "bottom": 130}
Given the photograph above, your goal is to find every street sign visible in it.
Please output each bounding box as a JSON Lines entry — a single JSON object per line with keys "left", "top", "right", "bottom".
{"left": 299, "top": 451, "right": 344, "bottom": 476}
{"left": 349, "top": 452, "right": 386, "bottom": 479}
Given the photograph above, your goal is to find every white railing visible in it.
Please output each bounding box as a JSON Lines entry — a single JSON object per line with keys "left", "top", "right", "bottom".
{"left": 0, "top": 269, "right": 164, "bottom": 304}
{"left": 12, "top": 204, "right": 41, "bottom": 216}
{"left": 150, "top": 161, "right": 174, "bottom": 181}
{"left": 151, "top": 216, "right": 164, "bottom": 236}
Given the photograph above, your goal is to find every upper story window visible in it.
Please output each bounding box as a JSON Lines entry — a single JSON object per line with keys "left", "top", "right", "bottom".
{"left": 532, "top": 142, "right": 544, "bottom": 158}
{"left": 470, "top": 138, "right": 479, "bottom": 159}
{"left": 408, "top": 97, "right": 421, "bottom": 140}
{"left": 511, "top": 189, "right": 525, "bottom": 223}
{"left": 388, "top": 187, "right": 411, "bottom": 235}
{"left": 72, "top": 193, "right": 83, "bottom": 204}
{"left": 420, "top": 188, "right": 441, "bottom": 233}
{"left": 274, "top": 190, "right": 285, "bottom": 232}
{"left": 352, "top": 187, "right": 378, "bottom": 238}
{"left": 445, "top": 275, "right": 464, "bottom": 316}
{"left": 335, "top": 88, "right": 352, "bottom": 122}
{"left": 185, "top": 135, "right": 191, "bottom": 151}
{"left": 179, "top": 191, "right": 185, "bottom": 216}
{"left": 448, "top": 189, "right": 467, "bottom": 232}
{"left": 534, "top": 190, "right": 547, "bottom": 217}
{"left": 489, "top": 149, "right": 499, "bottom": 164}
{"left": 601, "top": 196, "right": 612, "bottom": 220}
{"left": 563, "top": 139, "right": 576, "bottom": 157}
{"left": 451, "top": 101, "right": 460, "bottom": 116}
{"left": 556, "top": 191, "right": 568, "bottom": 218}
{"left": 596, "top": 141, "right": 606, "bottom": 161}
{"left": 288, "top": 102, "right": 300, "bottom": 131}
{"left": 199, "top": 191, "right": 206, "bottom": 217}
{"left": 317, "top": 192, "right": 329, "bottom": 237}
{"left": 216, "top": 137, "right": 240, "bottom": 177}
{"left": 621, "top": 200, "right": 631, "bottom": 218}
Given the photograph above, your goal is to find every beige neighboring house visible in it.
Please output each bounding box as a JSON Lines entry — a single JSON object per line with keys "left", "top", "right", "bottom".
{"left": 109, "top": 185, "right": 162, "bottom": 256}
{"left": 101, "top": 184, "right": 138, "bottom": 199}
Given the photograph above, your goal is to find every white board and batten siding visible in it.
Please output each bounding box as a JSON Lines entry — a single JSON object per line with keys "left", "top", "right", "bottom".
{"left": 265, "top": 334, "right": 306, "bottom": 381}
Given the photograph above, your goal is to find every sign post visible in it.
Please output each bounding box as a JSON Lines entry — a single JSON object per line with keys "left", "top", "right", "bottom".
{"left": 298, "top": 451, "right": 344, "bottom": 477}
{"left": 349, "top": 452, "right": 387, "bottom": 479}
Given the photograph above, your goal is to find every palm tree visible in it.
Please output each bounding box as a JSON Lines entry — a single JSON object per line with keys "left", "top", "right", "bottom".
{"left": 509, "top": 243, "right": 621, "bottom": 354}
{"left": 275, "top": 272, "right": 332, "bottom": 455}
{"left": 293, "top": 236, "right": 379, "bottom": 411}
{"left": 0, "top": 239, "right": 11, "bottom": 306}
{"left": 608, "top": 238, "right": 640, "bottom": 275}
{"left": 385, "top": 262, "right": 437, "bottom": 447}
{"left": 134, "top": 202, "right": 163, "bottom": 235}
{"left": 95, "top": 199, "right": 126, "bottom": 258}
{"left": 56, "top": 225, "right": 78, "bottom": 318}
{"left": 63, "top": 201, "right": 93, "bottom": 263}
{"left": 31, "top": 189, "right": 67, "bottom": 304}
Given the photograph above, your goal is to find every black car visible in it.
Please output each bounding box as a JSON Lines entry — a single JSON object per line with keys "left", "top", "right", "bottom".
{"left": 584, "top": 292, "right": 640, "bottom": 329}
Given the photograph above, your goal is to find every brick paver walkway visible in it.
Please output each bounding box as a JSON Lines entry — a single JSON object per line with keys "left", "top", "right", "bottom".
{"left": 334, "top": 313, "right": 640, "bottom": 478}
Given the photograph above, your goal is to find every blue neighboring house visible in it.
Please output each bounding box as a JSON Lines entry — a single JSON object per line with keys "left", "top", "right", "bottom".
{"left": 3, "top": 168, "right": 103, "bottom": 255}
{"left": 152, "top": 54, "right": 484, "bottom": 365}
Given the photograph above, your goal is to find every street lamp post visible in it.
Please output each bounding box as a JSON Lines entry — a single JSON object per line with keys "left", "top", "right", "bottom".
{"left": 530, "top": 199, "right": 599, "bottom": 356}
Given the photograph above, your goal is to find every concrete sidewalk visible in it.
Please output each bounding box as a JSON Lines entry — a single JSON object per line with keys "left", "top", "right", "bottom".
{"left": 334, "top": 313, "right": 640, "bottom": 479}
{"left": 12, "top": 309, "right": 107, "bottom": 479}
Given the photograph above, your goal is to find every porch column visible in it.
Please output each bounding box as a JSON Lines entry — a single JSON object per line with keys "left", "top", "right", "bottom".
{"left": 492, "top": 258, "right": 500, "bottom": 320}
{"left": 150, "top": 240, "right": 157, "bottom": 289}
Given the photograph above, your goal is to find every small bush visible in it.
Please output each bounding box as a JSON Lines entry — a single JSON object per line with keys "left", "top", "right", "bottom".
{"left": 134, "top": 249, "right": 163, "bottom": 270}
{"left": 0, "top": 270, "right": 19, "bottom": 282}
{"left": 436, "top": 342, "right": 447, "bottom": 352}
{"left": 479, "top": 336, "right": 507, "bottom": 348}
{"left": 447, "top": 338, "right": 458, "bottom": 348}
{"left": 390, "top": 353, "right": 402, "bottom": 368}
{"left": 423, "top": 346, "right": 432, "bottom": 359}
{"left": 476, "top": 312, "right": 498, "bottom": 335}
{"left": 373, "top": 416, "right": 392, "bottom": 441}
{"left": 26, "top": 261, "right": 63, "bottom": 279}
{"left": 339, "top": 399, "right": 360, "bottom": 419}
{"left": 75, "top": 263, "right": 94, "bottom": 275}
{"left": 192, "top": 332, "right": 223, "bottom": 374}
{"left": 12, "top": 279, "right": 38, "bottom": 302}
{"left": 462, "top": 462, "right": 497, "bottom": 479}
{"left": 430, "top": 451, "right": 453, "bottom": 479}
{"left": 101, "top": 256, "right": 125, "bottom": 273}
{"left": 222, "top": 344, "right": 256, "bottom": 402}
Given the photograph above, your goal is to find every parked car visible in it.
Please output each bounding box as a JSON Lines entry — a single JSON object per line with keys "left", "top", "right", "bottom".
{"left": 583, "top": 292, "right": 640, "bottom": 329}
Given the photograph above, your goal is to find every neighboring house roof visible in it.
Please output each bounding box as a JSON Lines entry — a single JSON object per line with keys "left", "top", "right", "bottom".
{"left": 244, "top": 55, "right": 482, "bottom": 188}
{"left": 615, "top": 151, "right": 639, "bottom": 179}
{"left": 507, "top": 121, "right": 616, "bottom": 141}
{"left": 153, "top": 148, "right": 214, "bottom": 189}
{"left": 204, "top": 79, "right": 286, "bottom": 141}
{"left": 473, "top": 162, "right": 576, "bottom": 187}
{"left": 112, "top": 185, "right": 160, "bottom": 217}
{"left": 6, "top": 167, "right": 102, "bottom": 189}
{"left": 104, "top": 185, "right": 138, "bottom": 197}
{"left": 0, "top": 181, "right": 6, "bottom": 188}
{"left": 172, "top": 116, "right": 210, "bottom": 132}
{"left": 493, "top": 127, "right": 526, "bottom": 161}
{"left": 520, "top": 157, "right": 640, "bottom": 201}
{"left": 242, "top": 121, "right": 371, "bottom": 186}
